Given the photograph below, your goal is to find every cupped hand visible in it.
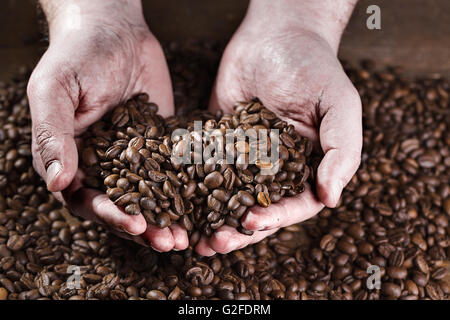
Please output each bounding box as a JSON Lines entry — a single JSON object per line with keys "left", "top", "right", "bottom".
{"left": 196, "top": 0, "right": 362, "bottom": 256}
{"left": 27, "top": 0, "right": 188, "bottom": 251}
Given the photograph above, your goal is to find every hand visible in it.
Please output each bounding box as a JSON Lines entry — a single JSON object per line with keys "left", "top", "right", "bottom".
{"left": 28, "top": 0, "right": 188, "bottom": 251}
{"left": 196, "top": 0, "right": 362, "bottom": 255}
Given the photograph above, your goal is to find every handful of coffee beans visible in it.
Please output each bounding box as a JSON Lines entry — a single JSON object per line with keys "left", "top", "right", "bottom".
{"left": 81, "top": 96, "right": 314, "bottom": 237}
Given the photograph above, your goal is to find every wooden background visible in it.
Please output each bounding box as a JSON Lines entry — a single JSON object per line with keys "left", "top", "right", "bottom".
{"left": 0, "top": 0, "right": 449, "bottom": 80}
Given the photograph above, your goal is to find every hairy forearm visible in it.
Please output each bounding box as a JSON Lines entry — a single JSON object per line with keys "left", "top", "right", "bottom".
{"left": 39, "top": 0, "right": 145, "bottom": 39}
{"left": 246, "top": 0, "right": 358, "bottom": 52}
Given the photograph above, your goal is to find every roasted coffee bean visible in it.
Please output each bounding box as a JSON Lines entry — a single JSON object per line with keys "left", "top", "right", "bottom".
{"left": 204, "top": 171, "right": 224, "bottom": 189}
{"left": 387, "top": 266, "right": 407, "bottom": 280}
{"left": 257, "top": 192, "right": 271, "bottom": 207}
{"left": 381, "top": 283, "right": 401, "bottom": 298}
{"left": 124, "top": 204, "right": 140, "bottom": 215}
{"left": 0, "top": 49, "right": 447, "bottom": 301}
{"left": 146, "top": 290, "right": 167, "bottom": 300}
{"left": 237, "top": 191, "right": 255, "bottom": 207}
{"left": 6, "top": 234, "right": 24, "bottom": 251}
{"left": 148, "top": 171, "right": 167, "bottom": 183}
{"left": 155, "top": 213, "right": 171, "bottom": 228}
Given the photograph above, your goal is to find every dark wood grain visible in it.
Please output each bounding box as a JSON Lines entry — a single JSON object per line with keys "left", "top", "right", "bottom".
{"left": 0, "top": 0, "right": 448, "bottom": 80}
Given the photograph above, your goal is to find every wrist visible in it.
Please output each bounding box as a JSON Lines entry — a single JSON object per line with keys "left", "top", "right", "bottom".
{"left": 40, "top": 0, "right": 147, "bottom": 41}
{"left": 246, "top": 0, "right": 357, "bottom": 53}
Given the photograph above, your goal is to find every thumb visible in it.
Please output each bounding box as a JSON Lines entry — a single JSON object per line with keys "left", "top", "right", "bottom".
{"left": 28, "top": 72, "right": 78, "bottom": 193}
{"left": 139, "top": 37, "right": 174, "bottom": 118}
{"left": 208, "top": 52, "right": 248, "bottom": 114}
{"left": 317, "top": 84, "right": 362, "bottom": 207}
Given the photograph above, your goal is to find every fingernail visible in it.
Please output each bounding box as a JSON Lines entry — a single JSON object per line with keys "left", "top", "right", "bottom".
{"left": 133, "top": 236, "right": 149, "bottom": 247}
{"left": 151, "top": 246, "right": 162, "bottom": 253}
{"left": 115, "top": 225, "right": 139, "bottom": 236}
{"left": 330, "top": 180, "right": 342, "bottom": 207}
{"left": 242, "top": 211, "right": 261, "bottom": 231}
{"left": 46, "top": 161, "right": 62, "bottom": 189}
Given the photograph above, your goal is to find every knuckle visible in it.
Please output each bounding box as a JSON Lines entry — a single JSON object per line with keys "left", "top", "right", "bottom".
{"left": 27, "top": 70, "right": 57, "bottom": 101}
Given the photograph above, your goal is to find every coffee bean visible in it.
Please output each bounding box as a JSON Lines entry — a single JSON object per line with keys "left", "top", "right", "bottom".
{"left": 7, "top": 234, "right": 24, "bottom": 251}
{"left": 381, "top": 283, "right": 401, "bottom": 298}
{"left": 387, "top": 266, "right": 407, "bottom": 280}
{"left": 204, "top": 171, "right": 224, "bottom": 189}
{"left": 425, "top": 284, "right": 440, "bottom": 300}
{"left": 320, "top": 234, "right": 337, "bottom": 252}
{"left": 155, "top": 213, "right": 171, "bottom": 228}
{"left": 414, "top": 255, "right": 429, "bottom": 274}
{"left": 237, "top": 191, "right": 255, "bottom": 207}
{"left": 1, "top": 46, "right": 448, "bottom": 301}
{"left": 125, "top": 204, "right": 140, "bottom": 215}
{"left": 146, "top": 290, "right": 167, "bottom": 300}
{"left": 257, "top": 192, "right": 271, "bottom": 207}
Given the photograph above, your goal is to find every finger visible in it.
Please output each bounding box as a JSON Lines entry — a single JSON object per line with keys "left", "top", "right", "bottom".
{"left": 208, "top": 50, "right": 248, "bottom": 114}
{"left": 169, "top": 224, "right": 189, "bottom": 251}
{"left": 241, "top": 184, "right": 324, "bottom": 231}
{"left": 64, "top": 187, "right": 147, "bottom": 236}
{"left": 144, "top": 224, "right": 175, "bottom": 252}
{"left": 195, "top": 237, "right": 217, "bottom": 257}
{"left": 317, "top": 83, "right": 362, "bottom": 207}
{"left": 27, "top": 67, "right": 78, "bottom": 193}
{"left": 207, "top": 225, "right": 277, "bottom": 254}
{"left": 139, "top": 38, "right": 174, "bottom": 118}
{"left": 235, "top": 228, "right": 279, "bottom": 250}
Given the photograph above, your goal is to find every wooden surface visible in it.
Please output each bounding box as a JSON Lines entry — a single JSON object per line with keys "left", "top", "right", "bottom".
{"left": 0, "top": 0, "right": 449, "bottom": 80}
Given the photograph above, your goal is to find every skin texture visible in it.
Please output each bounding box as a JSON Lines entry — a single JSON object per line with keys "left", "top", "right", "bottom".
{"left": 29, "top": 0, "right": 188, "bottom": 251}
{"left": 30, "top": 0, "right": 361, "bottom": 255}
{"left": 195, "top": 0, "right": 362, "bottom": 256}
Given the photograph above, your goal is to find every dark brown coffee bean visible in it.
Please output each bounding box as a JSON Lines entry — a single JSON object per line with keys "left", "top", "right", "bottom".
{"left": 381, "top": 282, "right": 401, "bottom": 298}
{"left": 155, "top": 213, "right": 171, "bottom": 228}
{"left": 104, "top": 174, "right": 120, "bottom": 187}
{"left": 125, "top": 147, "right": 140, "bottom": 164}
{"left": 237, "top": 191, "right": 255, "bottom": 207}
{"left": 125, "top": 204, "right": 140, "bottom": 215}
{"left": 227, "top": 194, "right": 241, "bottom": 211}
{"left": 387, "top": 266, "right": 407, "bottom": 280}
{"left": 7, "top": 234, "right": 24, "bottom": 251}
{"left": 163, "top": 180, "right": 175, "bottom": 198}
{"left": 412, "top": 271, "right": 428, "bottom": 287}
{"left": 180, "top": 215, "right": 193, "bottom": 231}
{"left": 148, "top": 171, "right": 167, "bottom": 183}
{"left": 204, "top": 171, "right": 224, "bottom": 189}
{"left": 146, "top": 290, "right": 167, "bottom": 300}
{"left": 280, "top": 132, "right": 295, "bottom": 148}
{"left": 173, "top": 194, "right": 185, "bottom": 215}
{"left": 116, "top": 178, "right": 130, "bottom": 190}
{"left": 431, "top": 267, "right": 446, "bottom": 280}
{"left": 425, "top": 284, "right": 440, "bottom": 300}
{"left": 414, "top": 255, "right": 429, "bottom": 274}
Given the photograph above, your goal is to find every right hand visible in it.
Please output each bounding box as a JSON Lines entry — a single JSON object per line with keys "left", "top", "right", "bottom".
{"left": 28, "top": 0, "right": 188, "bottom": 251}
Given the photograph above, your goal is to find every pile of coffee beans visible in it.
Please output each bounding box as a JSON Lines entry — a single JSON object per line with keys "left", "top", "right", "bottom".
{"left": 0, "top": 42, "right": 448, "bottom": 300}
{"left": 80, "top": 95, "right": 313, "bottom": 237}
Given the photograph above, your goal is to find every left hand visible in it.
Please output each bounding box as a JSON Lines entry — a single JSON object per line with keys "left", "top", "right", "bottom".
{"left": 195, "top": 0, "right": 362, "bottom": 256}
